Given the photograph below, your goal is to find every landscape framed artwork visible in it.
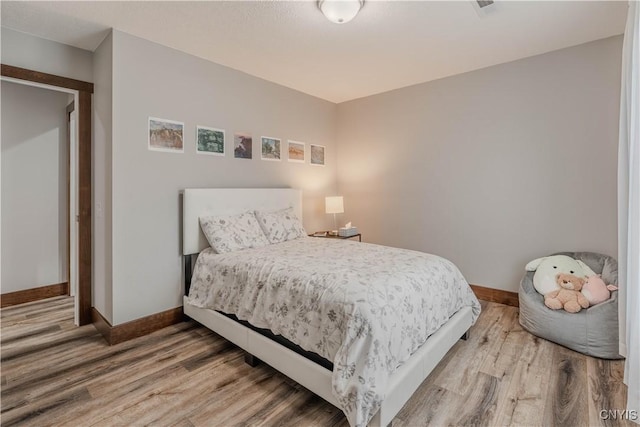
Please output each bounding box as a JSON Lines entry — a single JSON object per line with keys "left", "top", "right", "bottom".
{"left": 261, "top": 136, "right": 281, "bottom": 161}
{"left": 148, "top": 117, "right": 184, "bottom": 153}
{"left": 196, "top": 126, "right": 225, "bottom": 156}
{"left": 287, "top": 140, "right": 305, "bottom": 163}
{"left": 310, "top": 144, "right": 325, "bottom": 166}
{"left": 234, "top": 132, "right": 253, "bottom": 159}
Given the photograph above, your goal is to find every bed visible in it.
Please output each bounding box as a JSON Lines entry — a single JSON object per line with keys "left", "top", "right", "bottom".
{"left": 182, "top": 188, "right": 481, "bottom": 427}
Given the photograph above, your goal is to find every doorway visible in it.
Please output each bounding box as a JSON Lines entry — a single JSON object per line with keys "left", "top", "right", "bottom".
{"left": 1, "top": 64, "right": 93, "bottom": 326}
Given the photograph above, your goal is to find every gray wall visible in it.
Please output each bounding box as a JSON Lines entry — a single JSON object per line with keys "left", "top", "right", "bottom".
{"left": 336, "top": 36, "right": 622, "bottom": 292}
{"left": 1, "top": 27, "right": 93, "bottom": 82}
{"left": 1, "top": 81, "right": 70, "bottom": 292}
{"left": 1, "top": 26, "right": 622, "bottom": 321}
{"left": 109, "top": 30, "right": 337, "bottom": 324}
{"left": 92, "top": 32, "right": 113, "bottom": 321}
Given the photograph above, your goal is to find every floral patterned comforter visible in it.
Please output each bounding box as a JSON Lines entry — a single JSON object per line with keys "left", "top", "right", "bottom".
{"left": 187, "top": 237, "right": 481, "bottom": 426}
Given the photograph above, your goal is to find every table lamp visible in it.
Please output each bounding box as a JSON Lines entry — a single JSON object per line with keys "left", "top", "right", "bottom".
{"left": 325, "top": 196, "right": 344, "bottom": 235}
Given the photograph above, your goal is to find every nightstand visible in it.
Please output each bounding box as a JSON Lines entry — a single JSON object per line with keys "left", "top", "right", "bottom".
{"left": 309, "top": 232, "right": 362, "bottom": 242}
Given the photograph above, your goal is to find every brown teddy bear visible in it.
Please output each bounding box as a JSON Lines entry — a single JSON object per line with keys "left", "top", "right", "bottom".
{"left": 544, "top": 273, "right": 590, "bottom": 313}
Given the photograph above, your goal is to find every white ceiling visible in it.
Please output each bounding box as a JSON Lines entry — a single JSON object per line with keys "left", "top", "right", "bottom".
{"left": 1, "top": 1, "right": 628, "bottom": 103}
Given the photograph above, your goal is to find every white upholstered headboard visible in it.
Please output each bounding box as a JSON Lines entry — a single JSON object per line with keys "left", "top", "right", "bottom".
{"left": 182, "top": 188, "right": 303, "bottom": 255}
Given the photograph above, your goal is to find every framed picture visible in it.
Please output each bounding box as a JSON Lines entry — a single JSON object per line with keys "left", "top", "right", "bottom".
{"left": 287, "top": 140, "right": 305, "bottom": 163}
{"left": 196, "top": 126, "right": 225, "bottom": 156}
{"left": 310, "top": 144, "right": 325, "bottom": 166}
{"left": 148, "top": 117, "right": 184, "bottom": 153}
{"left": 234, "top": 132, "right": 253, "bottom": 159}
{"left": 261, "top": 136, "right": 281, "bottom": 161}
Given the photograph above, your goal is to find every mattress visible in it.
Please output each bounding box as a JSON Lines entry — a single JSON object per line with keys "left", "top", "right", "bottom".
{"left": 187, "top": 237, "right": 481, "bottom": 427}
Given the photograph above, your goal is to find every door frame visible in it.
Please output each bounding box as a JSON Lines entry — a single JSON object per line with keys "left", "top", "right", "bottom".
{"left": 1, "top": 64, "right": 93, "bottom": 325}
{"left": 67, "top": 101, "right": 76, "bottom": 301}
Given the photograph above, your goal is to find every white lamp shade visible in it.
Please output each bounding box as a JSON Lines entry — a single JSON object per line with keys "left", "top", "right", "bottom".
{"left": 319, "top": 0, "right": 363, "bottom": 24}
{"left": 325, "top": 196, "right": 344, "bottom": 214}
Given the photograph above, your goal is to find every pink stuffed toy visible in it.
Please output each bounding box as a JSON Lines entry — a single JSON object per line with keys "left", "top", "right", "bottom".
{"left": 581, "top": 275, "right": 618, "bottom": 306}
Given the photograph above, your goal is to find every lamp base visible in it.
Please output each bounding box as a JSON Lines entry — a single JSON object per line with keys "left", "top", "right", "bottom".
{"left": 329, "top": 230, "right": 339, "bottom": 236}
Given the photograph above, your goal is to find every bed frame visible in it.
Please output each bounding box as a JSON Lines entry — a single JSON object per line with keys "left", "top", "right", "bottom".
{"left": 182, "top": 188, "right": 474, "bottom": 427}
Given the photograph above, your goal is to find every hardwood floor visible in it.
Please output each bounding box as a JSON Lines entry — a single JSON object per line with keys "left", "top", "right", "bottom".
{"left": 0, "top": 297, "right": 631, "bottom": 426}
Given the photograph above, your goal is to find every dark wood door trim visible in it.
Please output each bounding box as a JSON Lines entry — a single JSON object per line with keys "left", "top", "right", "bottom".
{"left": 2, "top": 64, "right": 93, "bottom": 325}
{"left": 77, "top": 91, "right": 92, "bottom": 325}
{"left": 1, "top": 64, "right": 94, "bottom": 93}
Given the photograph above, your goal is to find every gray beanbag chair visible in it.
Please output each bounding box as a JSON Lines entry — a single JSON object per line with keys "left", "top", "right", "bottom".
{"left": 519, "top": 251, "right": 622, "bottom": 359}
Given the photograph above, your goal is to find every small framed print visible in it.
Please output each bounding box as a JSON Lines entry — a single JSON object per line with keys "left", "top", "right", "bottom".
{"left": 148, "top": 117, "right": 184, "bottom": 153}
{"left": 310, "top": 144, "right": 325, "bottom": 166}
{"left": 261, "top": 136, "right": 281, "bottom": 161}
{"left": 196, "top": 126, "right": 225, "bottom": 156}
{"left": 234, "top": 133, "right": 252, "bottom": 159}
{"left": 287, "top": 140, "right": 305, "bottom": 163}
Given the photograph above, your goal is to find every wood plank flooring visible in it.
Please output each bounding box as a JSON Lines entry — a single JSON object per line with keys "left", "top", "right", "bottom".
{"left": 0, "top": 297, "right": 632, "bottom": 426}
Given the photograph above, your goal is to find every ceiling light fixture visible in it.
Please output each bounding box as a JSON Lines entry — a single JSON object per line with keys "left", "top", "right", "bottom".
{"left": 319, "top": 0, "right": 364, "bottom": 24}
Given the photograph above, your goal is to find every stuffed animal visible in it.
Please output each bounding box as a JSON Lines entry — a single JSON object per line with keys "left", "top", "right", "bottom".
{"left": 526, "top": 255, "right": 597, "bottom": 295}
{"left": 544, "top": 273, "right": 590, "bottom": 313}
{"left": 582, "top": 275, "right": 618, "bottom": 306}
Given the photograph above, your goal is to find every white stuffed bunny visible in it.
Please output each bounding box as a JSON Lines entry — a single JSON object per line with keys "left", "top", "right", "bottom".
{"left": 526, "top": 255, "right": 597, "bottom": 296}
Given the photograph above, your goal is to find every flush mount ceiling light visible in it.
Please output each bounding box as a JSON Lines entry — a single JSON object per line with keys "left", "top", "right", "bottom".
{"left": 319, "top": 0, "right": 364, "bottom": 24}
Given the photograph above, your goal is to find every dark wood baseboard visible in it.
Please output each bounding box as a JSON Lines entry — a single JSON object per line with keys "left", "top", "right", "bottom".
{"left": 88, "top": 284, "right": 514, "bottom": 345}
{"left": 91, "top": 308, "right": 112, "bottom": 343}
{"left": 470, "top": 284, "right": 519, "bottom": 307}
{"left": 91, "top": 306, "right": 184, "bottom": 345}
{"left": 1, "top": 282, "right": 69, "bottom": 308}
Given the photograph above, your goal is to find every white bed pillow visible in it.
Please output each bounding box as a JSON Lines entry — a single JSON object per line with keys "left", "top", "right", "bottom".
{"left": 255, "top": 207, "right": 307, "bottom": 244}
{"left": 199, "top": 211, "right": 269, "bottom": 253}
